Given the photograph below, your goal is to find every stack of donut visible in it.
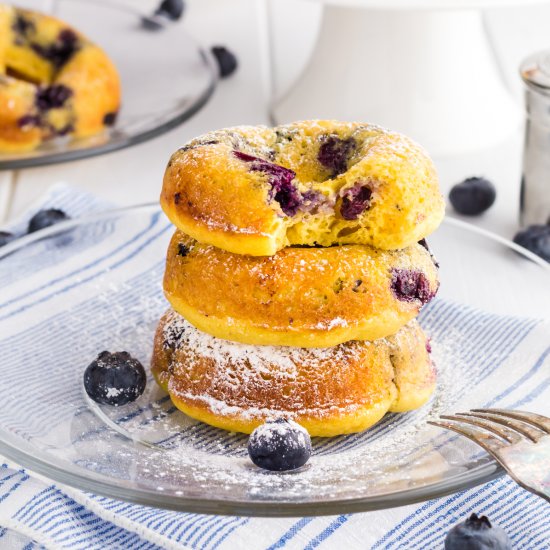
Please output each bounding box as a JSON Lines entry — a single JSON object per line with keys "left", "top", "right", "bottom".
{"left": 152, "top": 120, "right": 445, "bottom": 437}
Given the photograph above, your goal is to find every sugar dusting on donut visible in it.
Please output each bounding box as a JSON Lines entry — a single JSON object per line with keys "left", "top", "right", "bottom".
{"left": 161, "top": 309, "right": 359, "bottom": 372}
{"left": 156, "top": 310, "right": 435, "bottom": 425}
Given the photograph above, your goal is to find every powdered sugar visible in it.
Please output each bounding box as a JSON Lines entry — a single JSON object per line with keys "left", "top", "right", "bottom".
{"left": 162, "top": 309, "right": 354, "bottom": 372}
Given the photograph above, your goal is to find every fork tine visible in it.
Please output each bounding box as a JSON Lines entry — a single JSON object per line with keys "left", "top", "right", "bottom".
{"left": 471, "top": 409, "right": 550, "bottom": 434}
{"left": 428, "top": 419, "right": 506, "bottom": 455}
{"left": 457, "top": 411, "right": 545, "bottom": 443}
{"left": 440, "top": 414, "right": 524, "bottom": 444}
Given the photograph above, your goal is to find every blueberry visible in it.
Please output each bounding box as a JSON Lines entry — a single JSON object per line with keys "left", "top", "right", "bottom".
{"left": 234, "top": 151, "right": 301, "bottom": 216}
{"left": 211, "top": 46, "right": 238, "bottom": 78}
{"left": 31, "top": 29, "right": 78, "bottom": 68}
{"left": 449, "top": 177, "right": 496, "bottom": 216}
{"left": 17, "top": 114, "right": 41, "bottom": 128}
{"left": 177, "top": 243, "right": 189, "bottom": 257}
{"left": 317, "top": 136, "right": 356, "bottom": 177}
{"left": 28, "top": 209, "right": 70, "bottom": 233}
{"left": 84, "top": 351, "right": 146, "bottom": 406}
{"left": 445, "top": 513, "right": 512, "bottom": 550}
{"left": 13, "top": 15, "right": 34, "bottom": 36}
{"left": 155, "top": 0, "right": 185, "bottom": 20}
{"left": 340, "top": 183, "right": 372, "bottom": 220}
{"left": 248, "top": 418, "right": 312, "bottom": 471}
{"left": 0, "top": 231, "right": 15, "bottom": 248}
{"left": 103, "top": 112, "right": 118, "bottom": 126}
{"left": 35, "top": 84, "right": 73, "bottom": 111}
{"left": 513, "top": 224, "right": 550, "bottom": 262}
{"left": 391, "top": 269, "right": 434, "bottom": 304}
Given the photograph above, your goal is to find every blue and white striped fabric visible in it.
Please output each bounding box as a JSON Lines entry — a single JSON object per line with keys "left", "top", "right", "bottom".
{"left": 0, "top": 185, "right": 548, "bottom": 550}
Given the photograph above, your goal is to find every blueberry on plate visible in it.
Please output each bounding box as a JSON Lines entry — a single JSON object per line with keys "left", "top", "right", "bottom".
{"left": 445, "top": 513, "right": 512, "bottom": 550}
{"left": 449, "top": 177, "right": 496, "bottom": 216}
{"left": 0, "top": 231, "right": 15, "bottom": 248}
{"left": 211, "top": 46, "right": 238, "bottom": 78}
{"left": 513, "top": 224, "right": 550, "bottom": 262}
{"left": 84, "top": 351, "right": 146, "bottom": 406}
{"left": 248, "top": 418, "right": 312, "bottom": 471}
{"left": 28, "top": 208, "right": 70, "bottom": 233}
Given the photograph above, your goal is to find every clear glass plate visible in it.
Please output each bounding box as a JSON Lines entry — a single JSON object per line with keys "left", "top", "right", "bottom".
{"left": 0, "top": 0, "right": 217, "bottom": 170}
{"left": 0, "top": 206, "right": 548, "bottom": 517}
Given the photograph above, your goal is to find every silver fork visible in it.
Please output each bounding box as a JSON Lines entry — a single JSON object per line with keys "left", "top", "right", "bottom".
{"left": 428, "top": 408, "right": 550, "bottom": 502}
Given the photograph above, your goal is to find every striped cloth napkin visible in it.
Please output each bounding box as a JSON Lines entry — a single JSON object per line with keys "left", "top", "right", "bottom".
{"left": 0, "top": 184, "right": 548, "bottom": 550}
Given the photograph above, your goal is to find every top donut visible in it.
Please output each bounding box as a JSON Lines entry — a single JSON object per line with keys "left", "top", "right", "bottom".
{"left": 161, "top": 120, "right": 445, "bottom": 255}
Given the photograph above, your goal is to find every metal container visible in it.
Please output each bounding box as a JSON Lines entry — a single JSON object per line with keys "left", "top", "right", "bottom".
{"left": 520, "top": 51, "right": 550, "bottom": 226}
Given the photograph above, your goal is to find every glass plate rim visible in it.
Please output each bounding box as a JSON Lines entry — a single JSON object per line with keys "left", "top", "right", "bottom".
{"left": 0, "top": 2, "right": 218, "bottom": 171}
{"left": 0, "top": 206, "right": 548, "bottom": 517}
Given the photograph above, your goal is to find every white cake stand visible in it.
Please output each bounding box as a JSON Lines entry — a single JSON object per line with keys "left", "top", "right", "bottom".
{"left": 269, "top": 0, "right": 547, "bottom": 155}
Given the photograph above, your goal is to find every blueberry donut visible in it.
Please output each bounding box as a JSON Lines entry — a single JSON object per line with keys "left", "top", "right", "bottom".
{"left": 163, "top": 230, "right": 439, "bottom": 347}
{"left": 151, "top": 310, "right": 436, "bottom": 436}
{"left": 0, "top": 4, "right": 120, "bottom": 152}
{"left": 161, "top": 121, "right": 445, "bottom": 256}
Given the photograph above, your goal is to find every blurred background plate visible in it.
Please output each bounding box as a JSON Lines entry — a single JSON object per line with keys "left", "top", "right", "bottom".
{"left": 0, "top": 206, "right": 548, "bottom": 516}
{"left": 0, "top": 0, "right": 217, "bottom": 170}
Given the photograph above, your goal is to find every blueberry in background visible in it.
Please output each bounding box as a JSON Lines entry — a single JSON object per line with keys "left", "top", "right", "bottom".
{"left": 28, "top": 208, "right": 70, "bottom": 233}
{"left": 449, "top": 177, "right": 496, "bottom": 216}
{"left": 513, "top": 224, "right": 550, "bottom": 262}
{"left": 248, "top": 418, "right": 312, "bottom": 471}
{"left": 155, "top": 0, "right": 185, "bottom": 21}
{"left": 444, "top": 513, "right": 511, "bottom": 549}
{"left": 84, "top": 351, "right": 146, "bottom": 406}
{"left": 211, "top": 46, "right": 238, "bottom": 78}
{"left": 141, "top": 0, "right": 184, "bottom": 30}
{"left": 0, "top": 231, "right": 15, "bottom": 248}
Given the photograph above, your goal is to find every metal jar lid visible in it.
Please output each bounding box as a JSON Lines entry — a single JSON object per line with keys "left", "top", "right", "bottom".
{"left": 520, "top": 50, "right": 550, "bottom": 94}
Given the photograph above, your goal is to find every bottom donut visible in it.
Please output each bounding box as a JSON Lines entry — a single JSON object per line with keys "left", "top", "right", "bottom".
{"left": 151, "top": 310, "right": 436, "bottom": 437}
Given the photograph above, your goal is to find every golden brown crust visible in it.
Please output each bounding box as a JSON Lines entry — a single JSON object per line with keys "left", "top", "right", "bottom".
{"left": 151, "top": 310, "right": 436, "bottom": 436}
{"left": 163, "top": 230, "right": 439, "bottom": 347}
{"left": 161, "top": 121, "right": 445, "bottom": 255}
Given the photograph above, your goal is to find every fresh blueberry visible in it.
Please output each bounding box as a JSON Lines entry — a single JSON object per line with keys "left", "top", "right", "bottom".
{"left": 248, "top": 418, "right": 312, "bottom": 471}
{"left": 28, "top": 209, "right": 70, "bottom": 233}
{"left": 0, "top": 231, "right": 15, "bottom": 248}
{"left": 211, "top": 46, "right": 238, "bottom": 78}
{"left": 103, "top": 112, "right": 118, "bottom": 126}
{"left": 84, "top": 351, "right": 146, "bottom": 406}
{"left": 449, "top": 177, "right": 496, "bottom": 216}
{"left": 391, "top": 269, "right": 434, "bottom": 304}
{"left": 340, "top": 183, "right": 372, "bottom": 220}
{"left": 234, "top": 151, "right": 301, "bottom": 216}
{"left": 445, "top": 513, "right": 512, "bottom": 550}
{"left": 317, "top": 136, "right": 356, "bottom": 177}
{"left": 513, "top": 224, "right": 550, "bottom": 262}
